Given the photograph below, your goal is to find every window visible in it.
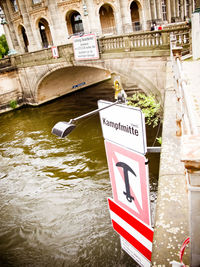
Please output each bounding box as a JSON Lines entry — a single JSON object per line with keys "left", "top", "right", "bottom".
{"left": 32, "top": 0, "right": 41, "bottom": 4}
{"left": 186, "top": 0, "right": 190, "bottom": 17}
{"left": 10, "top": 0, "right": 18, "bottom": 12}
{"left": 178, "top": 0, "right": 181, "bottom": 17}
{"left": 161, "top": 0, "right": 167, "bottom": 21}
{"left": 71, "top": 12, "right": 84, "bottom": 34}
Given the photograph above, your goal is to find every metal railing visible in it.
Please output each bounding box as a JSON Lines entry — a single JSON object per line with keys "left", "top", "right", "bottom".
{"left": 170, "top": 33, "right": 198, "bottom": 135}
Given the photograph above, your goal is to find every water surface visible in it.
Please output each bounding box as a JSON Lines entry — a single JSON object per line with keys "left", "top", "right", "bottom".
{"left": 0, "top": 81, "right": 160, "bottom": 266}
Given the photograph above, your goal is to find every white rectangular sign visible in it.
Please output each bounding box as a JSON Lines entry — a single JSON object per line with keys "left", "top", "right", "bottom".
{"left": 73, "top": 33, "right": 99, "bottom": 61}
{"left": 51, "top": 46, "right": 59, "bottom": 58}
{"left": 120, "top": 237, "right": 151, "bottom": 267}
{"left": 108, "top": 198, "right": 154, "bottom": 267}
{"left": 98, "top": 100, "right": 147, "bottom": 155}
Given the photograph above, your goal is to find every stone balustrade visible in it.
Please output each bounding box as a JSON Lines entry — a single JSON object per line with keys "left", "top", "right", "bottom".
{"left": 0, "top": 26, "right": 190, "bottom": 69}
{"left": 99, "top": 26, "right": 190, "bottom": 53}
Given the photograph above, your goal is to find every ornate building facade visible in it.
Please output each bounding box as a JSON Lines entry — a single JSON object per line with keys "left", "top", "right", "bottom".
{"left": 0, "top": 0, "right": 196, "bottom": 54}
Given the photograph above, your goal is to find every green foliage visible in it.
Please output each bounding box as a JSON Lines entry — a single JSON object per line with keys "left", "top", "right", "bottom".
{"left": 0, "top": 34, "right": 9, "bottom": 59}
{"left": 127, "top": 93, "right": 161, "bottom": 127}
{"left": 9, "top": 100, "right": 17, "bottom": 109}
{"left": 156, "top": 137, "right": 162, "bottom": 145}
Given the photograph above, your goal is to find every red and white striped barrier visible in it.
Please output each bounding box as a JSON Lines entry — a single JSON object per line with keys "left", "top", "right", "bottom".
{"left": 108, "top": 197, "right": 154, "bottom": 266}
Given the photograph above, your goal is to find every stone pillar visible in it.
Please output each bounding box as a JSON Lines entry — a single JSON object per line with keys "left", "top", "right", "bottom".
{"left": 113, "top": 1, "right": 124, "bottom": 35}
{"left": 166, "top": 0, "right": 172, "bottom": 22}
{"left": 180, "top": 0, "right": 185, "bottom": 20}
{"left": 17, "top": 0, "right": 38, "bottom": 52}
{"left": 181, "top": 135, "right": 200, "bottom": 267}
{"left": 150, "top": 0, "right": 157, "bottom": 21}
{"left": 3, "top": 23, "right": 14, "bottom": 51}
{"left": 85, "top": 0, "right": 99, "bottom": 34}
{"left": 46, "top": 1, "right": 68, "bottom": 46}
{"left": 118, "top": 0, "right": 132, "bottom": 34}
{"left": 155, "top": 0, "right": 162, "bottom": 21}
{"left": 192, "top": 1, "right": 200, "bottom": 59}
{"left": 2, "top": 1, "right": 20, "bottom": 52}
{"left": 170, "top": 0, "right": 176, "bottom": 21}
{"left": 195, "top": 0, "right": 200, "bottom": 11}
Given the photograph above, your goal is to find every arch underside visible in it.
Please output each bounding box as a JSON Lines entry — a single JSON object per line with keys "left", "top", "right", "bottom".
{"left": 36, "top": 58, "right": 165, "bottom": 106}
{"left": 37, "top": 66, "right": 111, "bottom": 104}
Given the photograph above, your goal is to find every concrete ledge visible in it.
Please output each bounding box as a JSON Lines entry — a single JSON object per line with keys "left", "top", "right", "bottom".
{"left": 152, "top": 62, "right": 189, "bottom": 265}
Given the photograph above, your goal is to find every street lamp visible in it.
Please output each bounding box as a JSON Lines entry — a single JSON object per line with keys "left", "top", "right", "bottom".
{"left": 52, "top": 77, "right": 128, "bottom": 139}
{"left": 52, "top": 101, "right": 119, "bottom": 138}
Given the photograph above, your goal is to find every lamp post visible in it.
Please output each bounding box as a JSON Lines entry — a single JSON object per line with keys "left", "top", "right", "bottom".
{"left": 52, "top": 89, "right": 127, "bottom": 138}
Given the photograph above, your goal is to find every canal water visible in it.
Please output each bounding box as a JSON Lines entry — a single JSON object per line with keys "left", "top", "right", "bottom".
{"left": 0, "top": 80, "right": 160, "bottom": 267}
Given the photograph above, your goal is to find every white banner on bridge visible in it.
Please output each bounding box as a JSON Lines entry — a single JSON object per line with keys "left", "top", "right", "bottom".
{"left": 73, "top": 33, "right": 99, "bottom": 61}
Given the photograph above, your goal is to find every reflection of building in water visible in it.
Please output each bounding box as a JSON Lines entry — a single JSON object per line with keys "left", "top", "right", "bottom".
{"left": 0, "top": 0, "right": 196, "bottom": 53}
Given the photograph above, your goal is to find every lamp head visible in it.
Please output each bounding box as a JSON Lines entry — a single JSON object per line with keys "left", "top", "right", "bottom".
{"left": 52, "top": 121, "right": 76, "bottom": 138}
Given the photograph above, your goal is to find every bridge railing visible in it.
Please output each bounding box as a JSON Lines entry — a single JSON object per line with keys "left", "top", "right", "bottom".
{"left": 0, "top": 57, "right": 12, "bottom": 68}
{"left": 0, "top": 26, "right": 190, "bottom": 69}
{"left": 99, "top": 26, "right": 190, "bottom": 53}
{"left": 170, "top": 34, "right": 197, "bottom": 136}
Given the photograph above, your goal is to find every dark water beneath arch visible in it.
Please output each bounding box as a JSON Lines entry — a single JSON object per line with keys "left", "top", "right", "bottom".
{"left": 0, "top": 80, "right": 160, "bottom": 267}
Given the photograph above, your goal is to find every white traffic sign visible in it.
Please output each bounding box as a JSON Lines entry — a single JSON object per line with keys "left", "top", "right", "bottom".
{"left": 105, "top": 140, "right": 151, "bottom": 226}
{"left": 98, "top": 100, "right": 147, "bottom": 155}
{"left": 73, "top": 33, "right": 99, "bottom": 61}
{"left": 108, "top": 198, "right": 154, "bottom": 267}
{"left": 51, "top": 46, "right": 59, "bottom": 58}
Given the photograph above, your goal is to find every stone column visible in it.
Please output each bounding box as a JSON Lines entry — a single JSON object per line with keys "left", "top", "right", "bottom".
{"left": 2, "top": 1, "right": 20, "bottom": 52}
{"left": 85, "top": 0, "right": 99, "bottom": 34}
{"left": 189, "top": 0, "right": 193, "bottom": 16}
{"left": 170, "top": 0, "right": 176, "bottom": 21}
{"left": 180, "top": 0, "right": 185, "bottom": 20}
{"left": 150, "top": 0, "right": 157, "bottom": 21}
{"left": 166, "top": 0, "right": 172, "bottom": 22}
{"left": 195, "top": 0, "right": 200, "bottom": 11}
{"left": 181, "top": 135, "right": 200, "bottom": 267}
{"left": 47, "top": 1, "right": 68, "bottom": 46}
{"left": 3, "top": 23, "right": 14, "bottom": 51}
{"left": 17, "top": 0, "right": 38, "bottom": 52}
{"left": 155, "top": 0, "right": 162, "bottom": 22}
{"left": 118, "top": 0, "right": 132, "bottom": 34}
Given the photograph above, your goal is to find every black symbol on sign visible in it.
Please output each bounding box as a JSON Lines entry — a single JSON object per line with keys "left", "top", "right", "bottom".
{"left": 116, "top": 162, "right": 136, "bottom": 203}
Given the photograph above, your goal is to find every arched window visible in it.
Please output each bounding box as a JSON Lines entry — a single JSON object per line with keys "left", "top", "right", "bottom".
{"left": 10, "top": 0, "right": 18, "bottom": 12}
{"left": 161, "top": 0, "right": 167, "bottom": 21}
{"left": 130, "top": 1, "right": 140, "bottom": 31}
{"left": 38, "top": 18, "right": 52, "bottom": 48}
{"left": 99, "top": 4, "right": 115, "bottom": 35}
{"left": 21, "top": 26, "right": 29, "bottom": 52}
{"left": 32, "top": 0, "right": 41, "bottom": 4}
{"left": 71, "top": 12, "right": 84, "bottom": 34}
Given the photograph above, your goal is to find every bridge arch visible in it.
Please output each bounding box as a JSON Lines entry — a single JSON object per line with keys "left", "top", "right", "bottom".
{"left": 36, "top": 65, "right": 111, "bottom": 104}
{"left": 34, "top": 59, "right": 163, "bottom": 105}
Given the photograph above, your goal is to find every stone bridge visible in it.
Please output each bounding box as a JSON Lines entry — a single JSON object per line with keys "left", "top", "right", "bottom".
{"left": 0, "top": 26, "right": 190, "bottom": 112}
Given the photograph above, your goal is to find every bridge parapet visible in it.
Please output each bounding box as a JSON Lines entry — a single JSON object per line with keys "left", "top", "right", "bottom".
{"left": 100, "top": 26, "right": 190, "bottom": 54}
{"left": 0, "top": 26, "right": 190, "bottom": 69}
